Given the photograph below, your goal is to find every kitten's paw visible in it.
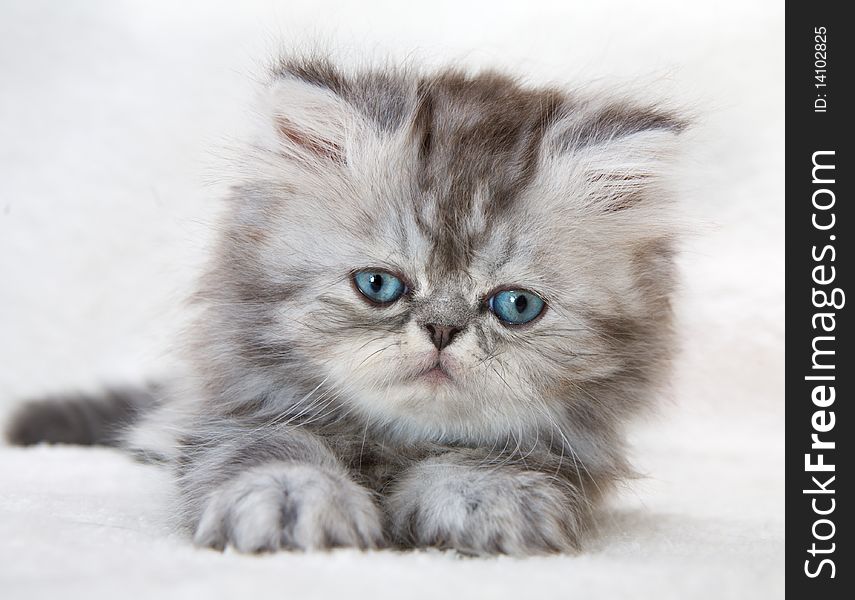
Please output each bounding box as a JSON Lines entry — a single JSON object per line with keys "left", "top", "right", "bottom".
{"left": 193, "top": 462, "right": 384, "bottom": 553}
{"left": 388, "top": 458, "right": 582, "bottom": 556}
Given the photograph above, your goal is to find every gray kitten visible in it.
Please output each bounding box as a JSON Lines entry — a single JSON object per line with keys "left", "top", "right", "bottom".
{"left": 7, "top": 57, "right": 685, "bottom": 556}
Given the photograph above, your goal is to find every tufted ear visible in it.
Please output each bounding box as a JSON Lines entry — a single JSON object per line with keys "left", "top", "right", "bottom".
{"left": 546, "top": 103, "right": 687, "bottom": 213}
{"left": 263, "top": 75, "right": 357, "bottom": 164}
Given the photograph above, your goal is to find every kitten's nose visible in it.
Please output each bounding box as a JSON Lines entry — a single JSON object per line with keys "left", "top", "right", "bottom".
{"left": 424, "top": 324, "right": 461, "bottom": 351}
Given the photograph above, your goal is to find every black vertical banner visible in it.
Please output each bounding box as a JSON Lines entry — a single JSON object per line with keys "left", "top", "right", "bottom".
{"left": 786, "top": 2, "right": 852, "bottom": 597}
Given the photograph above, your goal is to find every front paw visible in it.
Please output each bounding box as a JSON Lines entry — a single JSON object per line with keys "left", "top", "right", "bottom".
{"left": 193, "top": 462, "right": 384, "bottom": 553}
{"left": 387, "top": 458, "right": 582, "bottom": 556}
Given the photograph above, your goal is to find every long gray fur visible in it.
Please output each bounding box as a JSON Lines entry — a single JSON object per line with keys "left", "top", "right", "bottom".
{"left": 6, "top": 56, "right": 685, "bottom": 556}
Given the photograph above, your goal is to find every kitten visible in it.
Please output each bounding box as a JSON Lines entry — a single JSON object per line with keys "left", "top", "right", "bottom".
{"left": 6, "top": 57, "right": 685, "bottom": 556}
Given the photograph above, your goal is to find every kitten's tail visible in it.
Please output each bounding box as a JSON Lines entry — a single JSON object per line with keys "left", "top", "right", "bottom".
{"left": 5, "top": 385, "right": 161, "bottom": 447}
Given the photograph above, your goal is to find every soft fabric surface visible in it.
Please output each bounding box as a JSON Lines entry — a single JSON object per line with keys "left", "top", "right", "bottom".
{"left": 0, "top": 418, "right": 783, "bottom": 600}
{"left": 0, "top": 1, "right": 783, "bottom": 598}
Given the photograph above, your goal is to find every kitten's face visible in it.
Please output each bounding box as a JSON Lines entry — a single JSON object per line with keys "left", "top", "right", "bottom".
{"left": 210, "top": 65, "right": 681, "bottom": 444}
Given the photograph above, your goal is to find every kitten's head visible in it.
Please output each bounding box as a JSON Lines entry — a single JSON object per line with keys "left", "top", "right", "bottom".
{"left": 199, "top": 58, "right": 685, "bottom": 446}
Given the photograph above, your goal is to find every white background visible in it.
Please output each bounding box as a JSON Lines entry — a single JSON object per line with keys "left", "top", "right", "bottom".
{"left": 0, "top": 1, "right": 783, "bottom": 598}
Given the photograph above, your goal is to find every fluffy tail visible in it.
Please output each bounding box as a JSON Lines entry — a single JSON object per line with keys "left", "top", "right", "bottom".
{"left": 5, "top": 385, "right": 160, "bottom": 447}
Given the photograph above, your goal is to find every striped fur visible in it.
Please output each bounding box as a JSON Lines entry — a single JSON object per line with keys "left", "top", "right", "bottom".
{"left": 7, "top": 57, "right": 686, "bottom": 556}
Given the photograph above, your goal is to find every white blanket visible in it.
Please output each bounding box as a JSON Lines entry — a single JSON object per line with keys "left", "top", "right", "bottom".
{"left": 0, "top": 414, "right": 783, "bottom": 599}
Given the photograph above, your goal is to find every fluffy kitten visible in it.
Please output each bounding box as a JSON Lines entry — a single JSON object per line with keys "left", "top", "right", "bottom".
{"left": 7, "top": 57, "right": 685, "bottom": 556}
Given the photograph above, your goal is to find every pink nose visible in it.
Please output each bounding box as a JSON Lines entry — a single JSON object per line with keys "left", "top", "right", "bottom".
{"left": 424, "top": 324, "right": 461, "bottom": 351}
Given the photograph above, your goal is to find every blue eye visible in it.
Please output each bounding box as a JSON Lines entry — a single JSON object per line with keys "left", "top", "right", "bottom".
{"left": 488, "top": 289, "right": 546, "bottom": 325}
{"left": 353, "top": 270, "right": 407, "bottom": 305}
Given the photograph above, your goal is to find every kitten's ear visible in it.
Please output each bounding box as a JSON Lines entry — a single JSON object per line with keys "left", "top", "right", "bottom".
{"left": 263, "top": 74, "right": 356, "bottom": 164}
{"left": 547, "top": 103, "right": 687, "bottom": 212}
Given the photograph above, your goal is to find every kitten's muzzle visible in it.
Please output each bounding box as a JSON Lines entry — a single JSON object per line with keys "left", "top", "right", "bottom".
{"left": 424, "top": 324, "right": 461, "bottom": 351}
